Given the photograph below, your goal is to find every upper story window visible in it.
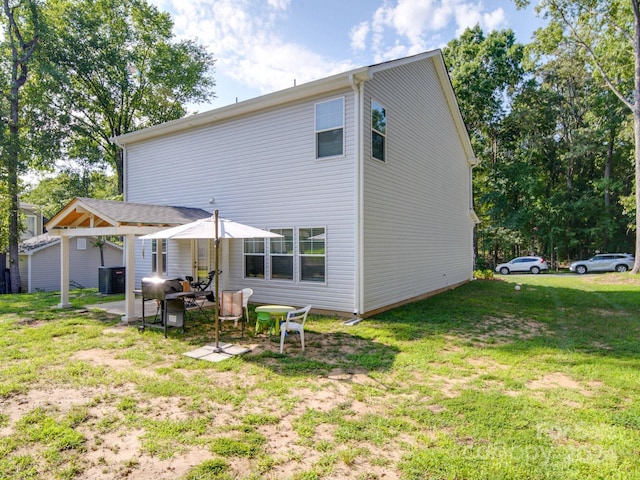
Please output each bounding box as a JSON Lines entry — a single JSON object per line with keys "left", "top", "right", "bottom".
{"left": 21, "top": 215, "right": 37, "bottom": 239}
{"left": 315, "top": 98, "right": 344, "bottom": 158}
{"left": 371, "top": 100, "right": 386, "bottom": 162}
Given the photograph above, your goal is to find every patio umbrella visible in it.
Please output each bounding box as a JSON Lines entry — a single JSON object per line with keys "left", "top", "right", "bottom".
{"left": 141, "top": 210, "right": 282, "bottom": 351}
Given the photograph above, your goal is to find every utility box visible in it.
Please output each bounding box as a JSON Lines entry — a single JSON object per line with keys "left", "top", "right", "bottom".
{"left": 98, "top": 266, "right": 125, "bottom": 294}
{"left": 164, "top": 298, "right": 184, "bottom": 327}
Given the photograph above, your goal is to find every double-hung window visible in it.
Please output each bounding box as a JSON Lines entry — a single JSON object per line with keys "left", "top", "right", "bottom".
{"left": 244, "top": 238, "right": 265, "bottom": 278}
{"left": 315, "top": 98, "right": 344, "bottom": 158}
{"left": 270, "top": 228, "right": 294, "bottom": 280}
{"left": 151, "top": 239, "right": 167, "bottom": 275}
{"left": 371, "top": 100, "right": 386, "bottom": 162}
{"left": 299, "top": 227, "right": 325, "bottom": 282}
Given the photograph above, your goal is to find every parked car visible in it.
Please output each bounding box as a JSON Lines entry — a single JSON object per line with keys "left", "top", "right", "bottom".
{"left": 495, "top": 256, "right": 548, "bottom": 275}
{"left": 569, "top": 253, "right": 635, "bottom": 274}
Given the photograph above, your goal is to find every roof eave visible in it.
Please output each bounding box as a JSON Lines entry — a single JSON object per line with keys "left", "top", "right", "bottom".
{"left": 113, "top": 67, "right": 371, "bottom": 146}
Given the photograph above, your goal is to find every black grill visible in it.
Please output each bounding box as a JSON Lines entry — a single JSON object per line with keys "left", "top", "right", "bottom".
{"left": 141, "top": 277, "right": 183, "bottom": 300}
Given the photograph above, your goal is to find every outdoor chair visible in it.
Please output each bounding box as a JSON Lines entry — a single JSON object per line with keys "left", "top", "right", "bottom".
{"left": 279, "top": 305, "right": 312, "bottom": 353}
{"left": 241, "top": 288, "right": 253, "bottom": 325}
{"left": 219, "top": 290, "right": 245, "bottom": 337}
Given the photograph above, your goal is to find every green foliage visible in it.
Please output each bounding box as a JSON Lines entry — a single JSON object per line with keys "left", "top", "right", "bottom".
{"left": 34, "top": 0, "right": 216, "bottom": 193}
{"left": 473, "top": 269, "right": 495, "bottom": 280}
{"left": 23, "top": 171, "right": 118, "bottom": 218}
{"left": 445, "top": 20, "right": 635, "bottom": 266}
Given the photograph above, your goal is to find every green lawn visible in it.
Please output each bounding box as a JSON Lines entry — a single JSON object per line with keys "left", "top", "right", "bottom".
{"left": 1, "top": 274, "right": 639, "bottom": 479}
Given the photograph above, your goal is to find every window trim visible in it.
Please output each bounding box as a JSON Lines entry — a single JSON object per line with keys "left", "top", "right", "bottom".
{"left": 315, "top": 96, "right": 345, "bottom": 159}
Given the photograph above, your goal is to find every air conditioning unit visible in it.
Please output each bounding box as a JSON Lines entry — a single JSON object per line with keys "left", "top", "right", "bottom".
{"left": 98, "top": 266, "right": 125, "bottom": 294}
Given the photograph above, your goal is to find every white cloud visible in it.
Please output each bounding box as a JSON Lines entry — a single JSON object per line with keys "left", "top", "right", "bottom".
{"left": 358, "top": 0, "right": 508, "bottom": 60}
{"left": 267, "top": 0, "right": 290, "bottom": 10}
{"left": 150, "top": 0, "right": 355, "bottom": 99}
{"left": 350, "top": 22, "right": 370, "bottom": 51}
{"left": 146, "top": 0, "right": 511, "bottom": 106}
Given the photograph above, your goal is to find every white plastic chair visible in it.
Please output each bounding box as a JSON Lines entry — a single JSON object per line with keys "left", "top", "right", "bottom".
{"left": 279, "top": 305, "right": 312, "bottom": 353}
{"left": 241, "top": 288, "right": 253, "bottom": 325}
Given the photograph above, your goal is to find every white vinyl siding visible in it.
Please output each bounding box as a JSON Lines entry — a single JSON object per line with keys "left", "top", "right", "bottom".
{"left": 361, "top": 59, "right": 474, "bottom": 313}
{"left": 126, "top": 91, "right": 357, "bottom": 312}
{"left": 122, "top": 52, "right": 474, "bottom": 316}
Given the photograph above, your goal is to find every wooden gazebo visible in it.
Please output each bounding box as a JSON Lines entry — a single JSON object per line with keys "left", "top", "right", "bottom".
{"left": 45, "top": 197, "right": 210, "bottom": 321}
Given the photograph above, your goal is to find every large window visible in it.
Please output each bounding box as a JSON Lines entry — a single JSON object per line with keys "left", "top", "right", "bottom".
{"left": 151, "top": 239, "right": 167, "bottom": 275}
{"left": 244, "top": 238, "right": 265, "bottom": 278}
{"left": 315, "top": 98, "right": 344, "bottom": 158}
{"left": 299, "top": 227, "right": 325, "bottom": 282}
{"left": 371, "top": 100, "right": 386, "bottom": 162}
{"left": 270, "top": 228, "right": 294, "bottom": 280}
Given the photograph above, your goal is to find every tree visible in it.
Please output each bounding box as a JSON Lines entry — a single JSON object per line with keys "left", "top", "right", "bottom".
{"left": 1, "top": 0, "right": 40, "bottom": 293}
{"left": 39, "top": 0, "right": 215, "bottom": 194}
{"left": 23, "top": 170, "right": 118, "bottom": 218}
{"left": 517, "top": 0, "right": 640, "bottom": 271}
{"left": 443, "top": 27, "right": 526, "bottom": 265}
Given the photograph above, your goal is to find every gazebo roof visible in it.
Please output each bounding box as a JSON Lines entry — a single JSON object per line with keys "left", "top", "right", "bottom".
{"left": 46, "top": 197, "right": 211, "bottom": 236}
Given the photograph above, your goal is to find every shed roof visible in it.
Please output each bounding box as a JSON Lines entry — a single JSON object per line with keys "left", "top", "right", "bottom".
{"left": 18, "top": 232, "right": 124, "bottom": 254}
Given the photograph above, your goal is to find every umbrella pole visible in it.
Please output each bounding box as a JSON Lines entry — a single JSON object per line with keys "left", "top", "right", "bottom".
{"left": 214, "top": 209, "right": 220, "bottom": 350}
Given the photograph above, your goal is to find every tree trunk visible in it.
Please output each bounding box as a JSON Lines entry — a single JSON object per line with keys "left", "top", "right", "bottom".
{"left": 633, "top": 1, "right": 640, "bottom": 273}
{"left": 3, "top": 0, "right": 39, "bottom": 292}
{"left": 7, "top": 13, "right": 21, "bottom": 293}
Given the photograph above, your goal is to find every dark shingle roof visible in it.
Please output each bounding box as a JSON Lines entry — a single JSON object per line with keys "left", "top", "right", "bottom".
{"left": 19, "top": 233, "right": 59, "bottom": 253}
{"left": 46, "top": 197, "right": 212, "bottom": 230}
{"left": 76, "top": 198, "right": 211, "bottom": 225}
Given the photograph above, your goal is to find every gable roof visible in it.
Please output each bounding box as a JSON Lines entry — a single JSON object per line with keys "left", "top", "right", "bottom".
{"left": 46, "top": 197, "right": 211, "bottom": 236}
{"left": 112, "top": 50, "right": 475, "bottom": 161}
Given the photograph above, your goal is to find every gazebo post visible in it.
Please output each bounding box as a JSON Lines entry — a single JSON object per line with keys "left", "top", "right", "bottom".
{"left": 122, "top": 233, "right": 137, "bottom": 323}
{"left": 58, "top": 235, "right": 72, "bottom": 308}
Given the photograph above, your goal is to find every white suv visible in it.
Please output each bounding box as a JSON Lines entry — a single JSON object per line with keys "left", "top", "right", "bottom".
{"left": 495, "top": 256, "right": 548, "bottom": 275}
{"left": 569, "top": 254, "right": 635, "bottom": 274}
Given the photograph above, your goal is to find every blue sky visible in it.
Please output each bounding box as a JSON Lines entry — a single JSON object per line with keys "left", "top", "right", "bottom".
{"left": 149, "top": 0, "right": 544, "bottom": 111}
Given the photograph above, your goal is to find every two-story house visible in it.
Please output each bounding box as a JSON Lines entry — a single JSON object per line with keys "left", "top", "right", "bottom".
{"left": 52, "top": 50, "right": 478, "bottom": 318}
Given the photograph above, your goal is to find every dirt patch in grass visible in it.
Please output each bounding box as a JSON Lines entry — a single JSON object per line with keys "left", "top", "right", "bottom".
{"left": 527, "top": 372, "right": 602, "bottom": 397}
{"left": 450, "top": 314, "right": 550, "bottom": 346}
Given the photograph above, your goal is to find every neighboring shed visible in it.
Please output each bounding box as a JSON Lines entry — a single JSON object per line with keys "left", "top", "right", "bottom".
{"left": 18, "top": 233, "right": 123, "bottom": 293}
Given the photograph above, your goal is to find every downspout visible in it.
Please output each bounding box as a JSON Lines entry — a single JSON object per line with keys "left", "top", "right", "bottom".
{"left": 349, "top": 73, "right": 365, "bottom": 319}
